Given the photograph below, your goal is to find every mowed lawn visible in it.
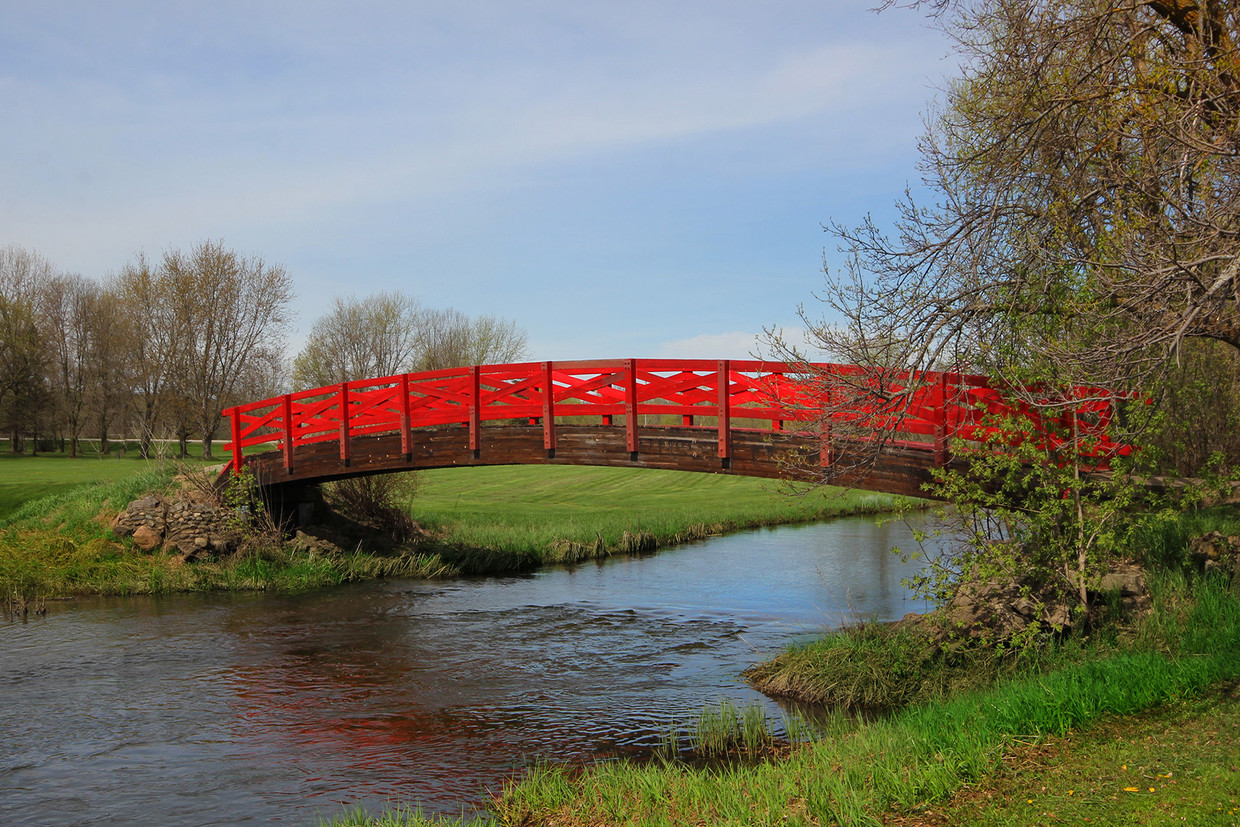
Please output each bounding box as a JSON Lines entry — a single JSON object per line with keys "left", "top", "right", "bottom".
{"left": 0, "top": 449, "right": 222, "bottom": 519}
{"left": 410, "top": 465, "right": 905, "bottom": 554}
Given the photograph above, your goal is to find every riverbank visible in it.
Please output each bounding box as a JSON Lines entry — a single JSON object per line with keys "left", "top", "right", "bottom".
{"left": 321, "top": 508, "right": 1240, "bottom": 826}
{"left": 0, "top": 456, "right": 915, "bottom": 601}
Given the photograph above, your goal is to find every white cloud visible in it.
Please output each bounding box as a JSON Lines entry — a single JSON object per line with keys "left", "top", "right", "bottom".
{"left": 656, "top": 331, "right": 767, "bottom": 360}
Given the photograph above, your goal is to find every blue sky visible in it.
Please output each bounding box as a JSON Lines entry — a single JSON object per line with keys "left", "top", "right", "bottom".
{"left": 1, "top": 2, "right": 953, "bottom": 361}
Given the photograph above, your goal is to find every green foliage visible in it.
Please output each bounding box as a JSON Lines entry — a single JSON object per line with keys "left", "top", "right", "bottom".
{"left": 910, "top": 414, "right": 1178, "bottom": 628}
{"left": 1142, "top": 340, "right": 1240, "bottom": 476}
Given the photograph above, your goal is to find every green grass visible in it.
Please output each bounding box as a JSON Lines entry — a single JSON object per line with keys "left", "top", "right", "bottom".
{"left": 411, "top": 465, "right": 907, "bottom": 563}
{"left": 0, "top": 457, "right": 913, "bottom": 599}
{"left": 891, "top": 681, "right": 1240, "bottom": 826}
{"left": 0, "top": 444, "right": 223, "bottom": 519}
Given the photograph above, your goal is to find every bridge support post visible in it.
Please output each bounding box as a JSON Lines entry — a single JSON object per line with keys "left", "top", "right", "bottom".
{"left": 229, "top": 407, "right": 244, "bottom": 475}
{"left": 625, "top": 358, "right": 639, "bottom": 460}
{"left": 542, "top": 361, "right": 556, "bottom": 456}
{"left": 820, "top": 368, "right": 833, "bottom": 468}
{"left": 338, "top": 382, "right": 351, "bottom": 467}
{"left": 399, "top": 373, "right": 413, "bottom": 460}
{"left": 469, "top": 366, "right": 481, "bottom": 457}
{"left": 717, "top": 359, "right": 731, "bottom": 467}
{"left": 282, "top": 394, "right": 294, "bottom": 474}
{"left": 934, "top": 372, "right": 950, "bottom": 466}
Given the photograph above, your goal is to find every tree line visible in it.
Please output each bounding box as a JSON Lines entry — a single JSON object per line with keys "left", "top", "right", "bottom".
{"left": 0, "top": 240, "right": 528, "bottom": 461}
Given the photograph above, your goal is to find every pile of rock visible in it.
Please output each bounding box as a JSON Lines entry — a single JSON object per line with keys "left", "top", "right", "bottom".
{"left": 111, "top": 493, "right": 244, "bottom": 561}
{"left": 1189, "top": 531, "right": 1240, "bottom": 589}
{"left": 920, "top": 561, "right": 1150, "bottom": 646}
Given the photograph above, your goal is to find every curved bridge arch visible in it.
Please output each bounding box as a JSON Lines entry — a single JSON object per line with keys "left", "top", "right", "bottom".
{"left": 222, "top": 358, "right": 1128, "bottom": 500}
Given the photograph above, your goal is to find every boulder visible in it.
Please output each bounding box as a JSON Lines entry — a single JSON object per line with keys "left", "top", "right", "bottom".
{"left": 131, "top": 524, "right": 162, "bottom": 551}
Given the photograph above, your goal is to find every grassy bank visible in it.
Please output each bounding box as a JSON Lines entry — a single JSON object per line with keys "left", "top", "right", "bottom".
{"left": 411, "top": 466, "right": 904, "bottom": 567}
{"left": 885, "top": 680, "right": 1240, "bottom": 826}
{"left": 0, "top": 457, "right": 910, "bottom": 599}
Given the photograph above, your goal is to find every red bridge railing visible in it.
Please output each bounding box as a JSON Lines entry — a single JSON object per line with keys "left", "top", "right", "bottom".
{"left": 221, "top": 358, "right": 1131, "bottom": 478}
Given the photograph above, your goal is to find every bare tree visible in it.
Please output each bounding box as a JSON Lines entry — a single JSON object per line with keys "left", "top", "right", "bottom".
{"left": 41, "top": 274, "right": 99, "bottom": 456}
{"left": 292, "top": 291, "right": 422, "bottom": 388}
{"left": 163, "top": 240, "right": 294, "bottom": 459}
{"left": 87, "top": 281, "right": 132, "bottom": 455}
{"left": 116, "top": 253, "right": 191, "bottom": 459}
{"left": 0, "top": 246, "right": 54, "bottom": 452}
{"left": 416, "top": 308, "right": 528, "bottom": 371}
{"left": 291, "top": 290, "right": 531, "bottom": 390}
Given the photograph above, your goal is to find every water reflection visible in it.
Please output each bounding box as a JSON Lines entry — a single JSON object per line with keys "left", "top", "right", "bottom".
{"left": 0, "top": 514, "right": 940, "bottom": 826}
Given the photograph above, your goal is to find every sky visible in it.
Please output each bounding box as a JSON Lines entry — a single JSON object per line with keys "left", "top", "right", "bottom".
{"left": 1, "top": 2, "right": 954, "bottom": 362}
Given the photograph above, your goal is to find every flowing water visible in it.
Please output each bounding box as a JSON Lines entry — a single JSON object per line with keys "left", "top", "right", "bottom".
{"left": 0, "top": 514, "right": 942, "bottom": 826}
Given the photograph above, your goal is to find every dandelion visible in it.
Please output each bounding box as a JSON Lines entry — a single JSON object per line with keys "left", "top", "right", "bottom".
{"left": 1124, "top": 786, "right": 1140, "bottom": 792}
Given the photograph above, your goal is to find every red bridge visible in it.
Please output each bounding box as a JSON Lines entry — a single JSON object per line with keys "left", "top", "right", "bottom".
{"left": 222, "top": 358, "right": 1128, "bottom": 500}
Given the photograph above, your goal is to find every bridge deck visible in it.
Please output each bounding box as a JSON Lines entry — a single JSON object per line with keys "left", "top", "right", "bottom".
{"left": 241, "top": 424, "right": 950, "bottom": 500}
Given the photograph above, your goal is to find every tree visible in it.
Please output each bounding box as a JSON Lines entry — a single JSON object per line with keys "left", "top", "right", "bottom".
{"left": 0, "top": 246, "right": 54, "bottom": 452}
{"left": 116, "top": 253, "right": 191, "bottom": 459}
{"left": 87, "top": 282, "right": 132, "bottom": 455}
{"left": 163, "top": 240, "right": 294, "bottom": 459}
{"left": 780, "top": 0, "right": 1240, "bottom": 622}
{"left": 42, "top": 274, "right": 99, "bottom": 456}
{"left": 811, "top": 0, "right": 1240, "bottom": 419}
{"left": 415, "top": 308, "right": 529, "bottom": 371}
{"left": 292, "top": 292, "right": 529, "bottom": 389}
{"left": 292, "top": 291, "right": 422, "bottom": 388}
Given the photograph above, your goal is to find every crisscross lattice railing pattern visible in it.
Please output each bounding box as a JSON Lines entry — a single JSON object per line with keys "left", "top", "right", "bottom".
{"left": 222, "top": 358, "right": 1131, "bottom": 477}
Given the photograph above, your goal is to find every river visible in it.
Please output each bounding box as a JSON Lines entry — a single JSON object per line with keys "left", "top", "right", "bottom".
{"left": 0, "top": 514, "right": 941, "bottom": 826}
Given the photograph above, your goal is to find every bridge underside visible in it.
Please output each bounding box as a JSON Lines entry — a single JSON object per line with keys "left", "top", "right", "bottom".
{"left": 242, "top": 424, "right": 948, "bottom": 500}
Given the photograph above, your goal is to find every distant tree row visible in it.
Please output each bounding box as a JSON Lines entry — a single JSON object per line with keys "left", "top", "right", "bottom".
{"left": 0, "top": 241, "right": 528, "bottom": 460}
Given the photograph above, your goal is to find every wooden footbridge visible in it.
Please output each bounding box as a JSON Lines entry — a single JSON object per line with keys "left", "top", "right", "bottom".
{"left": 222, "top": 358, "right": 1129, "bottom": 501}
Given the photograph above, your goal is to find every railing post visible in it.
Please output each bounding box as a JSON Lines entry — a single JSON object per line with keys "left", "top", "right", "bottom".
{"left": 717, "top": 360, "right": 731, "bottom": 462}
{"left": 400, "top": 373, "right": 413, "bottom": 459}
{"left": 934, "top": 372, "right": 950, "bottom": 466}
{"left": 820, "top": 367, "right": 833, "bottom": 468}
{"left": 282, "top": 395, "right": 294, "bottom": 473}
{"left": 683, "top": 415, "right": 694, "bottom": 427}
{"left": 338, "top": 382, "right": 351, "bottom": 466}
{"left": 542, "top": 361, "right": 556, "bottom": 453}
{"left": 469, "top": 365, "right": 481, "bottom": 455}
{"left": 625, "top": 358, "right": 639, "bottom": 456}
{"left": 229, "top": 407, "right": 244, "bottom": 475}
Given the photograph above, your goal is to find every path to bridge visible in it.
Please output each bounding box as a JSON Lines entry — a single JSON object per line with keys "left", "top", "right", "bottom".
{"left": 222, "top": 358, "right": 1126, "bottom": 501}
